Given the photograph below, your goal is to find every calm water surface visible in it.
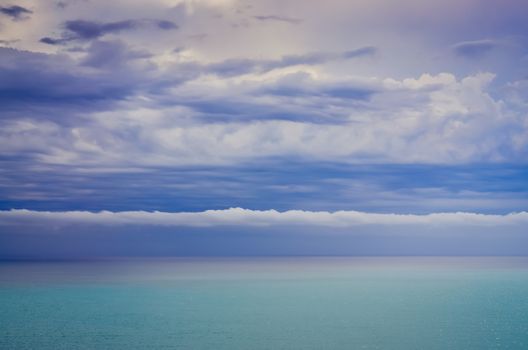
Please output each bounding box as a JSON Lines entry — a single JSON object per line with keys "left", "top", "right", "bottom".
{"left": 1, "top": 257, "right": 528, "bottom": 349}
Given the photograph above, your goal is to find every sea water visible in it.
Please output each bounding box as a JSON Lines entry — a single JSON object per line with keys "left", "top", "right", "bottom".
{"left": 1, "top": 257, "right": 528, "bottom": 349}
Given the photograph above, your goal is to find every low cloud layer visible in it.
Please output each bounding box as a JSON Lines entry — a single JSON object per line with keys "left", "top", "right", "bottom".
{"left": 2, "top": 208, "right": 528, "bottom": 258}
{"left": 2, "top": 208, "right": 527, "bottom": 228}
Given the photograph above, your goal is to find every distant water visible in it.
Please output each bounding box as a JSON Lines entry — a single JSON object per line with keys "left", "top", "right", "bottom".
{"left": 1, "top": 257, "right": 528, "bottom": 350}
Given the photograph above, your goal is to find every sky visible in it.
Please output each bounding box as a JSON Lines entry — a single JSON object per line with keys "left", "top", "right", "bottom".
{"left": 0, "top": 0, "right": 527, "bottom": 258}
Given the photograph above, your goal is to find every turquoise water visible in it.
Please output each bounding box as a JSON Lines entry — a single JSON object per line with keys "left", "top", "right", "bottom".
{"left": 1, "top": 257, "right": 528, "bottom": 349}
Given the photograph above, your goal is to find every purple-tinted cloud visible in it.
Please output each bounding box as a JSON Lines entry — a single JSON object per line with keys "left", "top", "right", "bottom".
{"left": 253, "top": 15, "right": 302, "bottom": 24}
{"left": 452, "top": 39, "right": 498, "bottom": 58}
{"left": 0, "top": 5, "right": 32, "bottom": 20}
{"left": 81, "top": 40, "right": 152, "bottom": 68}
{"left": 205, "top": 46, "right": 377, "bottom": 77}
{"left": 40, "top": 19, "right": 178, "bottom": 45}
{"left": 0, "top": 46, "right": 159, "bottom": 111}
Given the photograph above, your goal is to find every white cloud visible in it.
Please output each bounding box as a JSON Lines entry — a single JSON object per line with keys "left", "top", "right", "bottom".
{"left": 1, "top": 208, "right": 527, "bottom": 228}
{"left": 2, "top": 72, "right": 525, "bottom": 167}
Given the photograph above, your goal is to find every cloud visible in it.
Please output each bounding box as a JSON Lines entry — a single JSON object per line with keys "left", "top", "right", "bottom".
{"left": 81, "top": 40, "right": 152, "bottom": 68}
{"left": 0, "top": 44, "right": 194, "bottom": 114}
{"left": 343, "top": 46, "right": 378, "bottom": 58}
{"left": 40, "top": 19, "right": 178, "bottom": 45}
{"left": 0, "top": 5, "right": 32, "bottom": 20}
{"left": 2, "top": 69, "right": 526, "bottom": 167}
{"left": 253, "top": 15, "right": 302, "bottom": 24}
{"left": 1, "top": 208, "right": 527, "bottom": 228}
{"left": 255, "top": 71, "right": 376, "bottom": 100}
{"left": 452, "top": 39, "right": 498, "bottom": 58}
{"left": 203, "top": 46, "right": 377, "bottom": 77}
{"left": 0, "top": 47, "right": 148, "bottom": 109}
{"left": 2, "top": 159, "right": 527, "bottom": 215}
{"left": 0, "top": 0, "right": 527, "bottom": 258}
{"left": 39, "top": 37, "right": 66, "bottom": 45}
{"left": 0, "top": 44, "right": 368, "bottom": 121}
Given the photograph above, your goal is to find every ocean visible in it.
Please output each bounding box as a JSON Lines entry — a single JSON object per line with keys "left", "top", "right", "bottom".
{"left": 1, "top": 257, "right": 528, "bottom": 349}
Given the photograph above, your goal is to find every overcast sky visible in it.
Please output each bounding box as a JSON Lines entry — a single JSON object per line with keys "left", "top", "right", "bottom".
{"left": 0, "top": 0, "right": 527, "bottom": 257}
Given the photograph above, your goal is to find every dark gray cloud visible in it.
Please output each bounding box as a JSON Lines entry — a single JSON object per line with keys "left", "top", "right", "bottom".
{"left": 0, "top": 44, "right": 376, "bottom": 119}
{"left": 67, "top": 19, "right": 137, "bottom": 39}
{"left": 156, "top": 20, "right": 178, "bottom": 30}
{"left": 452, "top": 39, "right": 498, "bottom": 58}
{"left": 1, "top": 157, "right": 528, "bottom": 218}
{"left": 39, "top": 37, "right": 66, "bottom": 45}
{"left": 158, "top": 69, "right": 377, "bottom": 123}
{"left": 0, "top": 42, "right": 379, "bottom": 127}
{"left": 1, "top": 41, "right": 377, "bottom": 113}
{"left": 0, "top": 44, "right": 207, "bottom": 135}
{"left": 253, "top": 15, "right": 302, "bottom": 24}
{"left": 40, "top": 19, "right": 178, "bottom": 45}
{"left": 0, "top": 46, "right": 159, "bottom": 113}
{"left": 0, "top": 5, "right": 32, "bottom": 20}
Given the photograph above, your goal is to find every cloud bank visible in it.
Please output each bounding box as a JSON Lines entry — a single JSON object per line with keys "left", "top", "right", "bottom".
{"left": 2, "top": 208, "right": 527, "bottom": 228}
